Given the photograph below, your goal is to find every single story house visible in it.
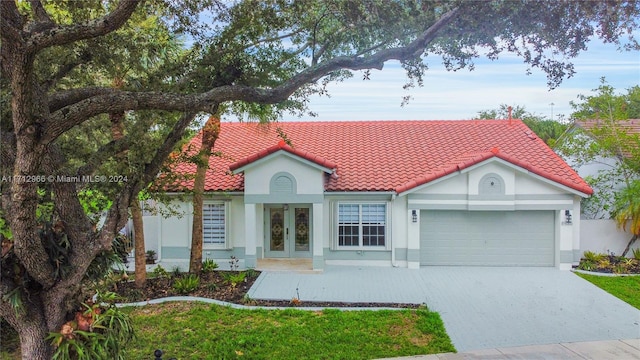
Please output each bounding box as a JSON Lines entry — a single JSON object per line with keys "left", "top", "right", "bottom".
{"left": 144, "top": 119, "right": 593, "bottom": 270}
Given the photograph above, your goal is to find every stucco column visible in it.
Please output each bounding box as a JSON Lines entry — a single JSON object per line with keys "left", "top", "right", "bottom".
{"left": 407, "top": 209, "right": 421, "bottom": 269}
{"left": 244, "top": 203, "right": 257, "bottom": 268}
{"left": 312, "top": 202, "right": 324, "bottom": 270}
{"left": 573, "top": 197, "right": 582, "bottom": 265}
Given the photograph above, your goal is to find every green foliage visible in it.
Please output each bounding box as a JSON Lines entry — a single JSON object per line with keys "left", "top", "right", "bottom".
{"left": 577, "top": 260, "right": 595, "bottom": 271}
{"left": 47, "top": 292, "right": 135, "bottom": 360}
{"left": 151, "top": 265, "right": 169, "bottom": 279}
{"left": 84, "top": 234, "right": 131, "bottom": 290}
{"left": 0, "top": 213, "right": 12, "bottom": 240}
{"left": 583, "top": 251, "right": 606, "bottom": 263}
{"left": 474, "top": 104, "right": 568, "bottom": 144}
{"left": 171, "top": 266, "right": 182, "bottom": 277}
{"left": 145, "top": 250, "right": 156, "bottom": 264}
{"left": 78, "top": 189, "right": 112, "bottom": 220}
{"left": 244, "top": 268, "right": 258, "bottom": 279}
{"left": 222, "top": 272, "right": 247, "bottom": 288}
{"left": 172, "top": 274, "right": 201, "bottom": 294}
{"left": 202, "top": 259, "right": 219, "bottom": 273}
{"left": 571, "top": 80, "right": 640, "bottom": 120}
{"left": 633, "top": 248, "right": 640, "bottom": 261}
{"left": 613, "top": 179, "right": 640, "bottom": 237}
{"left": 555, "top": 80, "right": 640, "bottom": 219}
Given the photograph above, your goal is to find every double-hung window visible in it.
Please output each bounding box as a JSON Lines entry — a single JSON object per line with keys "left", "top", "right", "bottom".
{"left": 203, "top": 203, "right": 226, "bottom": 247}
{"left": 338, "top": 203, "right": 386, "bottom": 249}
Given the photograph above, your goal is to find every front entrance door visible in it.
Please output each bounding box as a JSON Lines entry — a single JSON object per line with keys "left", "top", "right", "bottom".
{"left": 265, "top": 205, "right": 311, "bottom": 258}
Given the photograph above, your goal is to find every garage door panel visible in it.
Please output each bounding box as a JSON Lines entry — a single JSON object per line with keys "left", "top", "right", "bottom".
{"left": 420, "top": 211, "right": 554, "bottom": 266}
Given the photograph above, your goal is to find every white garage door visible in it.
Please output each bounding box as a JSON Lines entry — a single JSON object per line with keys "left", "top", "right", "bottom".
{"left": 420, "top": 210, "right": 555, "bottom": 266}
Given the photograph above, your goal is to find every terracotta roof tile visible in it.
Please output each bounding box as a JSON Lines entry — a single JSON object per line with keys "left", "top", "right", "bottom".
{"left": 163, "top": 120, "right": 592, "bottom": 195}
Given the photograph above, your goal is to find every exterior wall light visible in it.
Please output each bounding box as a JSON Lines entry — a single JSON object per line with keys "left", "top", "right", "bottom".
{"left": 412, "top": 210, "right": 417, "bottom": 223}
{"left": 564, "top": 210, "right": 572, "bottom": 224}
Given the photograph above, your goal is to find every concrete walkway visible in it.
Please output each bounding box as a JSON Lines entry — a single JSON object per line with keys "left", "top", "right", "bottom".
{"left": 248, "top": 266, "right": 640, "bottom": 354}
{"left": 378, "top": 339, "right": 640, "bottom": 359}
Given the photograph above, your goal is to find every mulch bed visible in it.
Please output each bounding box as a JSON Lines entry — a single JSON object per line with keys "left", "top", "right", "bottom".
{"left": 576, "top": 254, "right": 640, "bottom": 274}
{"left": 112, "top": 271, "right": 420, "bottom": 309}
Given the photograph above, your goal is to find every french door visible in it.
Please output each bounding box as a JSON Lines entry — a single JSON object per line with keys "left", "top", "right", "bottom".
{"left": 264, "top": 205, "right": 311, "bottom": 258}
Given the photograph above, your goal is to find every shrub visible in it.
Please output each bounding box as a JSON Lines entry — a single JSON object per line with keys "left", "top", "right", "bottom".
{"left": 172, "top": 274, "right": 200, "bottom": 294}
{"left": 241, "top": 294, "right": 256, "bottom": 306}
{"left": 151, "top": 265, "right": 169, "bottom": 279}
{"left": 222, "top": 272, "right": 246, "bottom": 288}
{"left": 245, "top": 268, "right": 258, "bottom": 278}
{"left": 47, "top": 292, "right": 134, "bottom": 360}
{"left": 145, "top": 250, "right": 156, "bottom": 264}
{"left": 632, "top": 248, "right": 640, "bottom": 261}
{"left": 202, "top": 259, "right": 219, "bottom": 273}
{"left": 171, "top": 266, "right": 182, "bottom": 277}
{"left": 578, "top": 260, "right": 596, "bottom": 271}
{"left": 597, "top": 258, "right": 611, "bottom": 270}
{"left": 613, "top": 263, "right": 628, "bottom": 274}
{"left": 583, "top": 251, "right": 605, "bottom": 262}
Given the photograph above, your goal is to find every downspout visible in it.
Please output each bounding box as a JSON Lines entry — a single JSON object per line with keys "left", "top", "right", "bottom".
{"left": 391, "top": 193, "right": 398, "bottom": 267}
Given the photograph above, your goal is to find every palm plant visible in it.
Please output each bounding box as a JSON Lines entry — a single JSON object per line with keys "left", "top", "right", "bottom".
{"left": 613, "top": 179, "right": 640, "bottom": 257}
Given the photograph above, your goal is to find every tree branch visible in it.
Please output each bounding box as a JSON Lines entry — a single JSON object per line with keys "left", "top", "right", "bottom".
{"left": 97, "top": 111, "right": 198, "bottom": 249}
{"left": 48, "top": 87, "right": 113, "bottom": 113}
{"left": 26, "top": 0, "right": 141, "bottom": 52}
{"left": 41, "top": 51, "right": 92, "bottom": 91}
{"left": 28, "top": 0, "right": 54, "bottom": 25}
{"left": 43, "top": 6, "right": 460, "bottom": 145}
{"left": 75, "top": 138, "right": 131, "bottom": 178}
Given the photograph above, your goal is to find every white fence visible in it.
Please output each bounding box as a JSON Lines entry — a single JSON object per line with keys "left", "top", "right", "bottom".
{"left": 580, "top": 219, "right": 638, "bottom": 256}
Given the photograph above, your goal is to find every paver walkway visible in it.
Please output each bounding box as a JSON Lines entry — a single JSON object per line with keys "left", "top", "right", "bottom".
{"left": 248, "top": 266, "right": 640, "bottom": 352}
{"left": 378, "top": 339, "right": 640, "bottom": 359}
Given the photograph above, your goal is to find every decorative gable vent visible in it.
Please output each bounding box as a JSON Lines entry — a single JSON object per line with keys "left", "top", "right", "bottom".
{"left": 271, "top": 172, "right": 296, "bottom": 194}
{"left": 479, "top": 173, "right": 505, "bottom": 195}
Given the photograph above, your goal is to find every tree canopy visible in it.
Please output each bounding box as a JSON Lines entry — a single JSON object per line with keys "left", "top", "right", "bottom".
{"left": 2, "top": 1, "right": 640, "bottom": 358}
{"left": 555, "top": 80, "right": 640, "bottom": 219}
{"left": 474, "top": 104, "right": 569, "bottom": 145}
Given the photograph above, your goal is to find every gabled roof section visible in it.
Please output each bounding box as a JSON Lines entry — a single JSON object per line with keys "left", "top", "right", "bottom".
{"left": 229, "top": 139, "right": 337, "bottom": 173}
{"left": 396, "top": 147, "right": 593, "bottom": 195}
{"left": 163, "top": 120, "right": 592, "bottom": 195}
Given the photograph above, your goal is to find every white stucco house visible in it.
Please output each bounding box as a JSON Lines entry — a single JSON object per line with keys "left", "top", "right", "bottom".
{"left": 141, "top": 119, "right": 593, "bottom": 271}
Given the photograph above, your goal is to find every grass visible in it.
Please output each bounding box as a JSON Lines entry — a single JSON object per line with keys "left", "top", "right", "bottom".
{"left": 123, "top": 302, "right": 455, "bottom": 359}
{"left": 576, "top": 273, "right": 640, "bottom": 309}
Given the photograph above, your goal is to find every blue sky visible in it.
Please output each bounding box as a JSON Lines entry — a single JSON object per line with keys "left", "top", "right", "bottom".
{"left": 279, "top": 37, "right": 639, "bottom": 122}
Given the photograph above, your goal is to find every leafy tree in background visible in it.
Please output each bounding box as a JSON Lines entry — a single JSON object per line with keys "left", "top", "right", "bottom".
{"left": 2, "top": 1, "right": 640, "bottom": 358}
{"left": 555, "top": 80, "right": 640, "bottom": 221}
{"left": 474, "top": 104, "right": 568, "bottom": 145}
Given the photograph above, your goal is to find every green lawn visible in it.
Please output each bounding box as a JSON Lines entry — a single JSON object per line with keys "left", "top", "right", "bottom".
{"left": 576, "top": 273, "right": 640, "bottom": 309}
{"left": 123, "top": 302, "right": 455, "bottom": 360}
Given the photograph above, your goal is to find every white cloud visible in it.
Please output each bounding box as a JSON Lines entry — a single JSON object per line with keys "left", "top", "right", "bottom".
{"left": 236, "top": 35, "right": 637, "bottom": 122}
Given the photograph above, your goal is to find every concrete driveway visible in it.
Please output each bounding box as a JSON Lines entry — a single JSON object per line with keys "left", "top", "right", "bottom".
{"left": 248, "top": 266, "right": 640, "bottom": 352}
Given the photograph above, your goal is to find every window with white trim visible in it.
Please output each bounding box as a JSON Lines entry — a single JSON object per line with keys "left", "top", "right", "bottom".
{"left": 338, "top": 203, "right": 386, "bottom": 248}
{"left": 203, "top": 203, "right": 226, "bottom": 246}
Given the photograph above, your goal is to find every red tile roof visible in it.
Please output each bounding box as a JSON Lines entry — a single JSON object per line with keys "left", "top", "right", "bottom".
{"left": 164, "top": 120, "right": 592, "bottom": 195}
{"left": 229, "top": 139, "right": 337, "bottom": 172}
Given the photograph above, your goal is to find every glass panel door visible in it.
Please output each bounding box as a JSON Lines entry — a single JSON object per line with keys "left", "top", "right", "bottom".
{"left": 294, "top": 207, "right": 310, "bottom": 252}
{"left": 264, "top": 205, "right": 312, "bottom": 258}
{"left": 268, "top": 207, "right": 287, "bottom": 257}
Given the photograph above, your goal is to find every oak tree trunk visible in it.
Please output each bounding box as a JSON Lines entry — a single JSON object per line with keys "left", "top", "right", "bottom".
{"left": 189, "top": 116, "right": 221, "bottom": 274}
